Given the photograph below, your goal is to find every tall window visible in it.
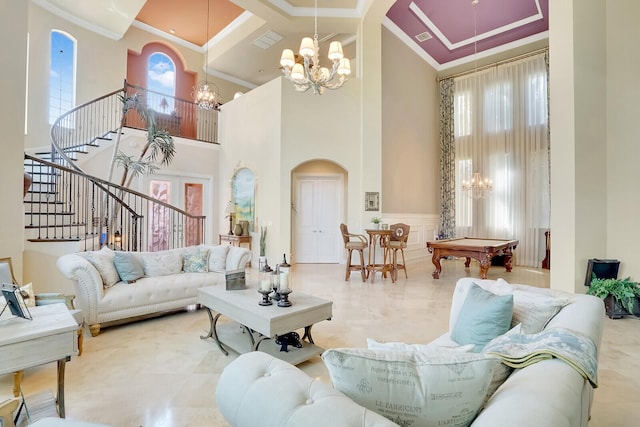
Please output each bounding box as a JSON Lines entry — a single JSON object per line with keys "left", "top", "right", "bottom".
{"left": 147, "top": 52, "right": 176, "bottom": 113}
{"left": 452, "top": 53, "right": 550, "bottom": 267}
{"left": 49, "top": 30, "right": 76, "bottom": 124}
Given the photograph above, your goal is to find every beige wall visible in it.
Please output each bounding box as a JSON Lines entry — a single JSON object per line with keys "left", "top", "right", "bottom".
{"left": 381, "top": 27, "right": 439, "bottom": 214}
{"left": 606, "top": 0, "right": 640, "bottom": 279}
{"left": 26, "top": 2, "right": 247, "bottom": 152}
{"left": 550, "top": 0, "right": 640, "bottom": 291}
{"left": 0, "top": 0, "right": 28, "bottom": 281}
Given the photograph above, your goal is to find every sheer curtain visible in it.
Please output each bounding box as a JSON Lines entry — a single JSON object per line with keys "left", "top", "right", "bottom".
{"left": 453, "top": 52, "right": 549, "bottom": 267}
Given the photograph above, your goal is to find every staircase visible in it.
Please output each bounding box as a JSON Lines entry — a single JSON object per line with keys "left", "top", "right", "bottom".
{"left": 24, "top": 81, "right": 216, "bottom": 252}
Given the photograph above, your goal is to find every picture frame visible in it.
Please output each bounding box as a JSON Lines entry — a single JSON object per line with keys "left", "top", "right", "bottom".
{"left": 365, "top": 192, "right": 380, "bottom": 212}
{"left": 1, "top": 283, "right": 33, "bottom": 320}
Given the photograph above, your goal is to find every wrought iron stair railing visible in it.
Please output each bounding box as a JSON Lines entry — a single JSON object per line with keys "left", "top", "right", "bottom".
{"left": 26, "top": 80, "right": 214, "bottom": 251}
{"left": 24, "top": 154, "right": 206, "bottom": 251}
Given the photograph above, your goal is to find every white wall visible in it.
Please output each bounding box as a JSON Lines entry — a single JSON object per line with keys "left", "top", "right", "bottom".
{"left": 549, "top": 0, "right": 607, "bottom": 293}
{"left": 606, "top": 0, "right": 640, "bottom": 279}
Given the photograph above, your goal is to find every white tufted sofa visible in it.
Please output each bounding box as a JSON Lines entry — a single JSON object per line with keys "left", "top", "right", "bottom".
{"left": 57, "top": 244, "right": 251, "bottom": 336}
{"left": 216, "top": 278, "right": 605, "bottom": 427}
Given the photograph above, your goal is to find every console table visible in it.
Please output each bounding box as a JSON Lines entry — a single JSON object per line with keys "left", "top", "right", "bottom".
{"left": 198, "top": 285, "right": 332, "bottom": 365}
{"left": 0, "top": 304, "right": 78, "bottom": 418}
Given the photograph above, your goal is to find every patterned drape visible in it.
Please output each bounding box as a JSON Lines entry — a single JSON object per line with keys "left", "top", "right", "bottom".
{"left": 438, "top": 78, "right": 456, "bottom": 239}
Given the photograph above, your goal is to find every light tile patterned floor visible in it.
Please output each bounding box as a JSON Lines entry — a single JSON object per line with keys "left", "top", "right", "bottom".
{"left": 1, "top": 259, "right": 638, "bottom": 426}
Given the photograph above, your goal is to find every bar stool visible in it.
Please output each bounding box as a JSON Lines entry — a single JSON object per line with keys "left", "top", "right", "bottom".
{"left": 384, "top": 223, "right": 410, "bottom": 282}
{"left": 340, "top": 224, "right": 368, "bottom": 281}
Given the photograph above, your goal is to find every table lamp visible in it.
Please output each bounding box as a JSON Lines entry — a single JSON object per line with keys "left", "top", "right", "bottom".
{"left": 224, "top": 201, "right": 235, "bottom": 235}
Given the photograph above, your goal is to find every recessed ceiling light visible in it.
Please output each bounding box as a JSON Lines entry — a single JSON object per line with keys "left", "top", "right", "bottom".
{"left": 169, "top": 28, "right": 176, "bottom": 34}
{"left": 258, "top": 69, "right": 264, "bottom": 73}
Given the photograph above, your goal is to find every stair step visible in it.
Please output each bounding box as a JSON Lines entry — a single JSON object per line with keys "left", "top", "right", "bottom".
{"left": 27, "top": 237, "right": 81, "bottom": 242}
{"left": 25, "top": 222, "right": 87, "bottom": 229}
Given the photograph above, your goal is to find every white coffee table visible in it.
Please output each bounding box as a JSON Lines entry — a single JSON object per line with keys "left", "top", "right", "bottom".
{"left": 197, "top": 285, "right": 332, "bottom": 365}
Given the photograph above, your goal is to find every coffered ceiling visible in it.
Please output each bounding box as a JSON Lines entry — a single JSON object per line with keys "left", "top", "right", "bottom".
{"left": 33, "top": 0, "right": 548, "bottom": 88}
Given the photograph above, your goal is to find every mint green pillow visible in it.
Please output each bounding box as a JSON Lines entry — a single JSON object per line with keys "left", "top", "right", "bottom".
{"left": 451, "top": 283, "right": 514, "bottom": 351}
{"left": 113, "top": 252, "right": 144, "bottom": 283}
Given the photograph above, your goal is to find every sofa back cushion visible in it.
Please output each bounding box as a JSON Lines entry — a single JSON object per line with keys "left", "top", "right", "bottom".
{"left": 141, "top": 251, "right": 183, "bottom": 277}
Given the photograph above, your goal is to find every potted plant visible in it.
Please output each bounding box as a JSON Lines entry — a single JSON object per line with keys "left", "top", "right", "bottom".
{"left": 371, "top": 217, "right": 381, "bottom": 230}
{"left": 587, "top": 275, "right": 640, "bottom": 319}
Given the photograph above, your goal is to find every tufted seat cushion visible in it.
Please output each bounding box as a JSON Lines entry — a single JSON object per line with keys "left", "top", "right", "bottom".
{"left": 216, "top": 352, "right": 397, "bottom": 427}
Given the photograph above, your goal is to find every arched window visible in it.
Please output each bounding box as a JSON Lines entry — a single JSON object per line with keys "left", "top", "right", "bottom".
{"left": 147, "top": 52, "right": 176, "bottom": 113}
{"left": 49, "top": 30, "right": 76, "bottom": 124}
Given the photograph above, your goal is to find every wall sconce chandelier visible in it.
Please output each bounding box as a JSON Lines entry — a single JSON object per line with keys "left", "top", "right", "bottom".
{"left": 193, "top": 0, "right": 220, "bottom": 110}
{"left": 279, "top": 0, "right": 351, "bottom": 95}
{"left": 462, "top": 172, "right": 492, "bottom": 200}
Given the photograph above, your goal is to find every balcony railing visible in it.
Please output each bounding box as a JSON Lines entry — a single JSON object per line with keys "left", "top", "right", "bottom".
{"left": 42, "top": 80, "right": 212, "bottom": 251}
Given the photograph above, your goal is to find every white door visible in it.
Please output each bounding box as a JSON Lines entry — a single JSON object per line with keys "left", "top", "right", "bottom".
{"left": 294, "top": 175, "right": 342, "bottom": 263}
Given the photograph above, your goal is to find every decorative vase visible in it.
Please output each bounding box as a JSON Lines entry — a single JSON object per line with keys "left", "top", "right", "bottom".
{"left": 241, "top": 220, "right": 250, "bottom": 236}
{"left": 372, "top": 223, "right": 380, "bottom": 230}
{"left": 234, "top": 223, "right": 243, "bottom": 236}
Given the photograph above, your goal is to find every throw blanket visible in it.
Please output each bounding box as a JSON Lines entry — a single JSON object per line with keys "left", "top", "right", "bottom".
{"left": 483, "top": 327, "right": 598, "bottom": 388}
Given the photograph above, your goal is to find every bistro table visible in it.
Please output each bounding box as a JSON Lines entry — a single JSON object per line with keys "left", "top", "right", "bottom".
{"left": 365, "top": 228, "right": 394, "bottom": 283}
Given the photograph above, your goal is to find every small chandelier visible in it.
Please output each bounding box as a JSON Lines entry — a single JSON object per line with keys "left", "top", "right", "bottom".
{"left": 462, "top": 172, "right": 492, "bottom": 200}
{"left": 193, "top": 0, "right": 220, "bottom": 110}
{"left": 279, "top": 0, "right": 351, "bottom": 95}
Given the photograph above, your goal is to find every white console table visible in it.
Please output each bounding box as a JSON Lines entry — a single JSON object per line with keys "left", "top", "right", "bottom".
{"left": 0, "top": 304, "right": 78, "bottom": 418}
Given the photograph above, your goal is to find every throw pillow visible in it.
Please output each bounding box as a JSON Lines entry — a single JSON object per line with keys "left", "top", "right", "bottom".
{"left": 79, "top": 246, "right": 120, "bottom": 287}
{"left": 322, "top": 347, "right": 499, "bottom": 427}
{"left": 495, "top": 278, "right": 570, "bottom": 334}
{"left": 511, "top": 290, "right": 569, "bottom": 334}
{"left": 113, "top": 252, "right": 144, "bottom": 283}
{"left": 451, "top": 283, "right": 514, "bottom": 351}
{"left": 141, "top": 252, "right": 183, "bottom": 277}
{"left": 183, "top": 249, "right": 209, "bottom": 273}
{"left": 207, "top": 245, "right": 229, "bottom": 273}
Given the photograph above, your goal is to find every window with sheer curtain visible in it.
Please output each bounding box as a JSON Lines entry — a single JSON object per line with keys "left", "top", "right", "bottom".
{"left": 453, "top": 52, "right": 549, "bottom": 267}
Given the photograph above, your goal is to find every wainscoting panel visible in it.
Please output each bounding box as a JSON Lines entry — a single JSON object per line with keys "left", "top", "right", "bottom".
{"left": 379, "top": 214, "right": 439, "bottom": 262}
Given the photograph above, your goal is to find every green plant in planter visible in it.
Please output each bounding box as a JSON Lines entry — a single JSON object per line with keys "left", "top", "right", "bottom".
{"left": 259, "top": 226, "right": 267, "bottom": 257}
{"left": 371, "top": 217, "right": 381, "bottom": 224}
{"left": 587, "top": 275, "right": 640, "bottom": 314}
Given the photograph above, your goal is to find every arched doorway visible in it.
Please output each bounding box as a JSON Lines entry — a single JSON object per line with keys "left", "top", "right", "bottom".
{"left": 292, "top": 160, "right": 346, "bottom": 263}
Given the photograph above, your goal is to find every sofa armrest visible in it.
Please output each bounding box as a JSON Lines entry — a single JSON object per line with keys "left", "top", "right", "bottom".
{"left": 225, "top": 246, "right": 252, "bottom": 271}
{"left": 216, "top": 352, "right": 397, "bottom": 427}
{"left": 56, "top": 254, "right": 103, "bottom": 325}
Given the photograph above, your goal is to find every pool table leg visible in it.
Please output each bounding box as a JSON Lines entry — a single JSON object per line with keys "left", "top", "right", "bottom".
{"left": 504, "top": 253, "right": 514, "bottom": 272}
{"left": 431, "top": 252, "right": 442, "bottom": 279}
{"left": 479, "top": 254, "right": 493, "bottom": 279}
{"left": 464, "top": 257, "right": 471, "bottom": 268}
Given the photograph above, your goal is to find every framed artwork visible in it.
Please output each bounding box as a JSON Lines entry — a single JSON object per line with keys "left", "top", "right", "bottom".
{"left": 232, "top": 168, "right": 255, "bottom": 232}
{"left": 365, "top": 192, "right": 380, "bottom": 212}
{"left": 1, "top": 283, "right": 32, "bottom": 320}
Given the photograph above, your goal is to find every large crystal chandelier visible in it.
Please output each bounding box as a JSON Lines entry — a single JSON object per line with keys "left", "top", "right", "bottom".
{"left": 279, "top": 0, "right": 351, "bottom": 95}
{"left": 193, "top": 0, "right": 220, "bottom": 110}
{"left": 462, "top": 172, "right": 492, "bottom": 200}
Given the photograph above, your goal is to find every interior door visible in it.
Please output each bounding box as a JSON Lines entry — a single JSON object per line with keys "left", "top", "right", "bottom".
{"left": 145, "top": 174, "right": 210, "bottom": 251}
{"left": 294, "top": 175, "right": 342, "bottom": 263}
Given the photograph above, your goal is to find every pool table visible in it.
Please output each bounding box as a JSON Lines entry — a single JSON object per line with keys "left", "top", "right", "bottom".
{"left": 426, "top": 237, "right": 519, "bottom": 279}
